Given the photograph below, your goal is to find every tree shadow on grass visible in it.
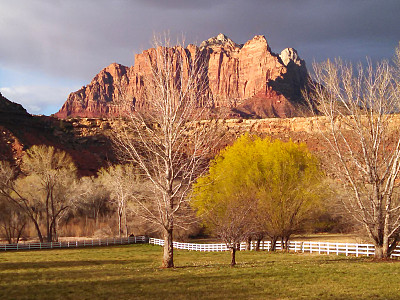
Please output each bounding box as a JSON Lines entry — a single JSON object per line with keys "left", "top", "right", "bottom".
{"left": 0, "top": 259, "right": 147, "bottom": 271}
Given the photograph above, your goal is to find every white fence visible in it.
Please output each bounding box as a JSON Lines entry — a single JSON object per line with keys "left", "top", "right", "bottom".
{"left": 3, "top": 236, "right": 400, "bottom": 258}
{"left": 149, "top": 238, "right": 400, "bottom": 258}
{"left": 150, "top": 238, "right": 229, "bottom": 252}
{"left": 0, "top": 236, "right": 147, "bottom": 251}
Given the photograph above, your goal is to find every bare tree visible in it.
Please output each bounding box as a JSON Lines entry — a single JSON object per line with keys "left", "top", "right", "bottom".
{"left": 112, "top": 34, "right": 221, "bottom": 268}
{"left": 305, "top": 50, "right": 400, "bottom": 258}
{"left": 192, "top": 187, "right": 257, "bottom": 266}
{"left": 75, "top": 176, "right": 111, "bottom": 230}
{"left": 0, "top": 196, "right": 27, "bottom": 244}
{"left": 98, "top": 164, "right": 138, "bottom": 237}
{"left": 0, "top": 146, "right": 77, "bottom": 242}
{"left": 0, "top": 160, "right": 45, "bottom": 242}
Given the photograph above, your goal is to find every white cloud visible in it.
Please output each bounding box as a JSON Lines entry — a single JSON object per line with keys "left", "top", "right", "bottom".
{"left": 0, "top": 85, "right": 79, "bottom": 115}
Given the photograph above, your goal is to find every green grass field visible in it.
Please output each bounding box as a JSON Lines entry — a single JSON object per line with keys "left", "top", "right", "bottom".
{"left": 1, "top": 244, "right": 400, "bottom": 299}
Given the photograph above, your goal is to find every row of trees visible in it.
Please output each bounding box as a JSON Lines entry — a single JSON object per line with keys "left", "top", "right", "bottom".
{"left": 0, "top": 146, "right": 76, "bottom": 243}
{"left": 0, "top": 137, "right": 328, "bottom": 268}
{"left": 0, "top": 146, "right": 144, "bottom": 243}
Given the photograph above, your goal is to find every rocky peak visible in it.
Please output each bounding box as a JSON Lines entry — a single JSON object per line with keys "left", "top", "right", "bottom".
{"left": 280, "top": 48, "right": 303, "bottom": 67}
{"left": 242, "top": 35, "right": 272, "bottom": 53}
{"left": 200, "top": 33, "right": 242, "bottom": 52}
{"left": 104, "top": 63, "right": 128, "bottom": 78}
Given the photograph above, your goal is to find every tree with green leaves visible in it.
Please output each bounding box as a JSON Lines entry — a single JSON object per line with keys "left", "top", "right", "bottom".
{"left": 253, "top": 138, "right": 323, "bottom": 250}
{"left": 192, "top": 134, "right": 323, "bottom": 265}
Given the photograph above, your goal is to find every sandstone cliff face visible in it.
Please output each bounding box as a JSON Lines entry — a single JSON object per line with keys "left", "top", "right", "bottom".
{"left": 55, "top": 34, "right": 309, "bottom": 119}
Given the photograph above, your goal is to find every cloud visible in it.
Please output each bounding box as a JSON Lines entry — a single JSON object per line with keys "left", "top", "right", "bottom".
{"left": 0, "top": 84, "right": 79, "bottom": 115}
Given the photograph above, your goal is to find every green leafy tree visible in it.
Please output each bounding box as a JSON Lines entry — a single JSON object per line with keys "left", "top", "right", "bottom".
{"left": 254, "top": 138, "right": 323, "bottom": 250}
{"left": 192, "top": 135, "right": 323, "bottom": 264}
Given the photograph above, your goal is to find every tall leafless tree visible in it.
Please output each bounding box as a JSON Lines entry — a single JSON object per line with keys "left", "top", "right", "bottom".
{"left": 305, "top": 47, "right": 400, "bottom": 258}
{"left": 112, "top": 34, "right": 222, "bottom": 268}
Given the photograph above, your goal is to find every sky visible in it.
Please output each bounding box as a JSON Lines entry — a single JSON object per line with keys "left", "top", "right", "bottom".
{"left": 0, "top": 0, "right": 399, "bottom": 115}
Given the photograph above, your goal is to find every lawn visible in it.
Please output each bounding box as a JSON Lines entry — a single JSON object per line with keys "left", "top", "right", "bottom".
{"left": 1, "top": 244, "right": 400, "bottom": 299}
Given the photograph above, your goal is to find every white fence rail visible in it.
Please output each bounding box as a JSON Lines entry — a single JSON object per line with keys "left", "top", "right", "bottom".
{"left": 4, "top": 236, "right": 400, "bottom": 258}
{"left": 150, "top": 238, "right": 229, "bottom": 251}
{"left": 149, "top": 238, "right": 400, "bottom": 258}
{"left": 0, "top": 236, "right": 147, "bottom": 251}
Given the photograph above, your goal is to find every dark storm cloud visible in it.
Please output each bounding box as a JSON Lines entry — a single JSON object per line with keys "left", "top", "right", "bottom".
{"left": 0, "top": 0, "right": 399, "bottom": 114}
{"left": 135, "top": 0, "right": 226, "bottom": 10}
{"left": 2, "top": 0, "right": 399, "bottom": 78}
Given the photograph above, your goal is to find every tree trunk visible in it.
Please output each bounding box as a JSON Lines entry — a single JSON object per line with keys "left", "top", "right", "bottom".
{"left": 48, "top": 214, "right": 60, "bottom": 242}
{"left": 46, "top": 193, "right": 51, "bottom": 242}
{"left": 124, "top": 203, "right": 129, "bottom": 237}
{"left": 374, "top": 245, "right": 385, "bottom": 259}
{"left": 284, "top": 236, "right": 290, "bottom": 251}
{"left": 51, "top": 191, "right": 56, "bottom": 242}
{"left": 373, "top": 233, "right": 398, "bottom": 259}
{"left": 118, "top": 210, "right": 122, "bottom": 238}
{"left": 16, "top": 222, "right": 26, "bottom": 244}
{"left": 162, "top": 227, "right": 174, "bottom": 268}
{"left": 54, "top": 221, "right": 58, "bottom": 242}
{"left": 230, "top": 247, "right": 236, "bottom": 267}
{"left": 246, "top": 236, "right": 252, "bottom": 250}
{"left": 33, "top": 220, "right": 44, "bottom": 243}
{"left": 375, "top": 243, "right": 392, "bottom": 259}
{"left": 271, "top": 236, "right": 278, "bottom": 251}
{"left": 256, "top": 238, "right": 262, "bottom": 251}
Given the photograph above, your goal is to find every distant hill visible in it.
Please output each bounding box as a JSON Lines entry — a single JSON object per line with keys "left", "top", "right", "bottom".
{"left": 0, "top": 92, "right": 28, "bottom": 116}
{"left": 0, "top": 93, "right": 116, "bottom": 175}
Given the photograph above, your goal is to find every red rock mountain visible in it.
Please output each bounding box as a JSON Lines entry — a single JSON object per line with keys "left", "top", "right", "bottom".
{"left": 55, "top": 34, "right": 310, "bottom": 119}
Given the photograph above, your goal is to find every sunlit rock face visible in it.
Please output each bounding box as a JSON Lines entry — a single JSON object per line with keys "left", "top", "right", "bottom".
{"left": 55, "top": 34, "right": 310, "bottom": 119}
